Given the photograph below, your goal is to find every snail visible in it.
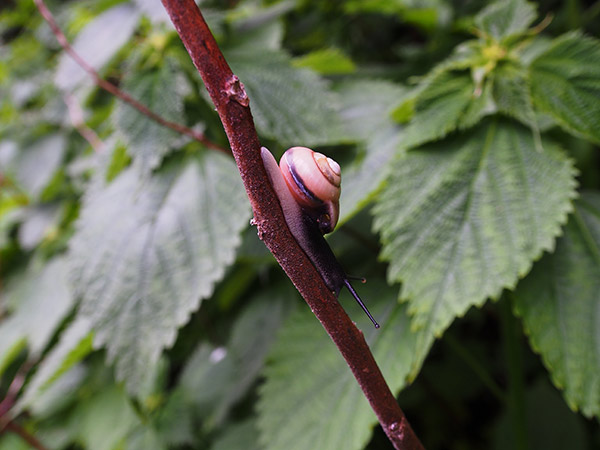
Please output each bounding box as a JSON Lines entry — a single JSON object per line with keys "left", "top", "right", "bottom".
{"left": 261, "top": 146, "right": 379, "bottom": 328}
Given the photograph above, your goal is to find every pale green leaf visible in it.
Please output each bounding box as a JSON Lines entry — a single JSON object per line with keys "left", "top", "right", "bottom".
{"left": 335, "top": 80, "right": 408, "bottom": 223}
{"left": 23, "top": 365, "right": 87, "bottom": 420}
{"left": 257, "top": 281, "right": 434, "bottom": 450}
{"left": 293, "top": 48, "right": 356, "bottom": 75}
{"left": 18, "top": 317, "right": 93, "bottom": 413}
{"left": 530, "top": 32, "right": 600, "bottom": 144}
{"left": 340, "top": 125, "right": 403, "bottom": 224}
{"left": 228, "top": 19, "right": 284, "bottom": 52}
{"left": 114, "top": 60, "right": 187, "bottom": 172}
{"left": 17, "top": 203, "right": 63, "bottom": 250}
{"left": 132, "top": 0, "right": 171, "bottom": 25}
{"left": 55, "top": 5, "right": 140, "bottom": 91}
{"left": 228, "top": 49, "right": 344, "bottom": 146}
{"left": 70, "top": 385, "right": 140, "bottom": 450}
{"left": 0, "top": 257, "right": 74, "bottom": 374}
{"left": 374, "top": 119, "right": 577, "bottom": 341}
{"left": 0, "top": 133, "right": 66, "bottom": 199}
{"left": 475, "top": 0, "right": 537, "bottom": 40}
{"left": 513, "top": 192, "right": 600, "bottom": 418}
{"left": 178, "top": 289, "right": 293, "bottom": 428}
{"left": 69, "top": 153, "right": 250, "bottom": 395}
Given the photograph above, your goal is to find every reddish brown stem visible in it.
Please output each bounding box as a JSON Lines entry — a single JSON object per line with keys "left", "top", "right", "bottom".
{"left": 63, "top": 92, "right": 104, "bottom": 151}
{"left": 4, "top": 422, "right": 48, "bottom": 450}
{"left": 161, "top": 1, "right": 424, "bottom": 448}
{"left": 0, "top": 366, "right": 28, "bottom": 426}
{"left": 33, "top": 0, "right": 228, "bottom": 154}
{"left": 0, "top": 363, "right": 47, "bottom": 450}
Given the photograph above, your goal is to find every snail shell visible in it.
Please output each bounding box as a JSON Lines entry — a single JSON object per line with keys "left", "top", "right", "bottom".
{"left": 279, "top": 147, "right": 340, "bottom": 234}
{"left": 261, "top": 146, "right": 379, "bottom": 328}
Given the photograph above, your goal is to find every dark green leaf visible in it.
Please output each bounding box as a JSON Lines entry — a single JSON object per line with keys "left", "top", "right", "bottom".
{"left": 400, "top": 70, "right": 493, "bottom": 149}
{"left": 530, "top": 32, "right": 600, "bottom": 144}
{"left": 211, "top": 420, "right": 261, "bottom": 450}
{"left": 257, "top": 281, "right": 434, "bottom": 450}
{"left": 492, "top": 380, "right": 588, "bottom": 449}
{"left": 374, "top": 119, "right": 577, "bottom": 341}
{"left": 492, "top": 61, "right": 537, "bottom": 129}
{"left": 228, "top": 49, "right": 344, "bottom": 146}
{"left": 513, "top": 192, "right": 600, "bottom": 418}
{"left": 475, "top": 0, "right": 537, "bottom": 40}
{"left": 127, "top": 426, "right": 167, "bottom": 450}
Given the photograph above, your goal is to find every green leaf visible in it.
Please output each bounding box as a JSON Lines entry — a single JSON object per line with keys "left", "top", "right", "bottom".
{"left": 530, "top": 32, "right": 600, "bottom": 144}
{"left": 127, "top": 426, "right": 167, "bottom": 450}
{"left": 373, "top": 119, "right": 577, "bottom": 341}
{"left": 293, "top": 48, "right": 356, "bottom": 75}
{"left": 0, "top": 133, "right": 66, "bottom": 199}
{"left": 492, "top": 379, "right": 588, "bottom": 449}
{"left": 177, "top": 289, "right": 293, "bottom": 428}
{"left": 400, "top": 70, "right": 493, "bottom": 149}
{"left": 0, "top": 434, "right": 30, "bottom": 450}
{"left": 228, "top": 49, "right": 344, "bottom": 146}
{"left": 69, "top": 153, "right": 250, "bottom": 395}
{"left": 17, "top": 203, "right": 63, "bottom": 250}
{"left": 257, "top": 280, "right": 434, "bottom": 450}
{"left": 23, "top": 365, "right": 87, "bottom": 420}
{"left": 54, "top": 4, "right": 140, "bottom": 91}
{"left": 70, "top": 385, "right": 140, "bottom": 450}
{"left": 0, "top": 257, "right": 74, "bottom": 374}
{"left": 18, "top": 317, "right": 93, "bottom": 413}
{"left": 114, "top": 60, "right": 187, "bottom": 172}
{"left": 475, "top": 0, "right": 537, "bottom": 41}
{"left": 335, "top": 80, "right": 408, "bottom": 223}
{"left": 211, "top": 420, "right": 261, "bottom": 450}
{"left": 492, "top": 61, "right": 537, "bottom": 129}
{"left": 513, "top": 192, "right": 600, "bottom": 418}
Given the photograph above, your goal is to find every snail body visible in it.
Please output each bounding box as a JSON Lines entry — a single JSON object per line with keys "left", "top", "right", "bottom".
{"left": 261, "top": 146, "right": 379, "bottom": 328}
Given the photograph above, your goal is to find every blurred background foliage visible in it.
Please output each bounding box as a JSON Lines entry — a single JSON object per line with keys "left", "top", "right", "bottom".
{"left": 1, "top": 0, "right": 600, "bottom": 449}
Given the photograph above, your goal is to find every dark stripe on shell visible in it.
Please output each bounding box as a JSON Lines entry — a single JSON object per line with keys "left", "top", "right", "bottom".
{"left": 288, "top": 159, "right": 323, "bottom": 205}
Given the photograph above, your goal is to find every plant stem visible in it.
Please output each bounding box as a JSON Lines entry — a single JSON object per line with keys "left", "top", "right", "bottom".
{"left": 501, "top": 295, "right": 528, "bottom": 450}
{"left": 4, "top": 422, "right": 48, "bottom": 450}
{"left": 33, "top": 0, "right": 228, "bottom": 154}
{"left": 160, "top": 1, "right": 423, "bottom": 448}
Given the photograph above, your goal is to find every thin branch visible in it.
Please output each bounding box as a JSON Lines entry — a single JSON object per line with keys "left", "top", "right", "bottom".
{"left": 33, "top": 0, "right": 228, "bottom": 154}
{"left": 0, "top": 365, "right": 29, "bottom": 426}
{"left": 63, "top": 92, "right": 104, "bottom": 151}
{"left": 160, "top": 1, "right": 424, "bottom": 449}
{"left": 4, "top": 422, "right": 48, "bottom": 450}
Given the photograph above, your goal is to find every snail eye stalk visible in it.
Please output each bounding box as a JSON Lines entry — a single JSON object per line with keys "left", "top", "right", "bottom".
{"left": 343, "top": 279, "right": 380, "bottom": 329}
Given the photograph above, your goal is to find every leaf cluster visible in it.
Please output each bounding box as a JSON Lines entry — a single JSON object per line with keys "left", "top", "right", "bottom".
{"left": 1, "top": 0, "right": 599, "bottom": 449}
